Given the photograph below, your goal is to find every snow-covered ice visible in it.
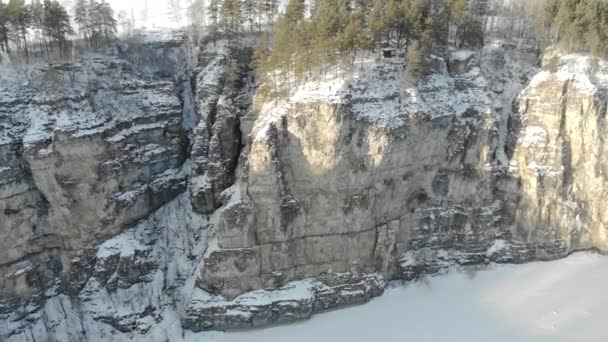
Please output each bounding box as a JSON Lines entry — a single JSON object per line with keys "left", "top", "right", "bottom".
{"left": 196, "top": 252, "right": 608, "bottom": 342}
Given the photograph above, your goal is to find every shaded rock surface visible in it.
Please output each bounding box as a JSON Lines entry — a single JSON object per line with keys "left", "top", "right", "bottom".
{"left": 0, "top": 43, "right": 192, "bottom": 298}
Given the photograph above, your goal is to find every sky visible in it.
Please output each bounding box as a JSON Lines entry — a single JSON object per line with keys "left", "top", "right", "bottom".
{"left": 107, "top": 0, "right": 185, "bottom": 29}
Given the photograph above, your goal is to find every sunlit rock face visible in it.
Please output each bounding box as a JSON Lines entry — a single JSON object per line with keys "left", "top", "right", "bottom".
{"left": 509, "top": 53, "right": 608, "bottom": 256}
{"left": 197, "top": 42, "right": 543, "bottom": 299}
{"left": 197, "top": 46, "right": 608, "bottom": 305}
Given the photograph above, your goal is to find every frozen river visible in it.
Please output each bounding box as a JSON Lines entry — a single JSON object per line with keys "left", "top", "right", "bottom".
{"left": 195, "top": 252, "right": 608, "bottom": 342}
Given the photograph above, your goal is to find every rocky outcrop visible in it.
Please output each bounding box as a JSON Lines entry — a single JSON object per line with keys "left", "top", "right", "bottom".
{"left": 3, "top": 35, "right": 608, "bottom": 340}
{"left": 191, "top": 45, "right": 608, "bottom": 329}
{"left": 196, "top": 42, "right": 541, "bottom": 301}
{"left": 189, "top": 47, "right": 252, "bottom": 214}
{"left": 0, "top": 53, "right": 191, "bottom": 296}
{"left": 509, "top": 53, "right": 608, "bottom": 256}
{"left": 0, "top": 37, "right": 256, "bottom": 341}
{"left": 184, "top": 273, "right": 385, "bottom": 331}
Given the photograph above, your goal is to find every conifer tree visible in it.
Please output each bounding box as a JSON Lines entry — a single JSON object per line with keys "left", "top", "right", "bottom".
{"left": 44, "top": 0, "right": 73, "bottom": 55}
{"left": 406, "top": 31, "right": 432, "bottom": 78}
{"left": 207, "top": 0, "right": 219, "bottom": 44}
{"left": 369, "top": 0, "right": 387, "bottom": 47}
{"left": 259, "top": 0, "right": 279, "bottom": 33}
{"left": 166, "top": 0, "right": 183, "bottom": 26}
{"left": 30, "top": 0, "right": 45, "bottom": 54}
{"left": 87, "top": 0, "right": 116, "bottom": 46}
{"left": 242, "top": 0, "right": 257, "bottom": 31}
{"left": 73, "top": 0, "right": 90, "bottom": 42}
{"left": 339, "top": 7, "right": 366, "bottom": 64}
{"left": 187, "top": 0, "right": 205, "bottom": 35}
{"left": 8, "top": 0, "right": 31, "bottom": 61}
{"left": 219, "top": 0, "right": 242, "bottom": 40}
{"left": 0, "top": 1, "right": 11, "bottom": 52}
{"left": 458, "top": 15, "right": 484, "bottom": 48}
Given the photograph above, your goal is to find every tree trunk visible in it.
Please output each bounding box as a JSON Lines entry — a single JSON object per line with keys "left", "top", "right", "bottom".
{"left": 21, "top": 26, "right": 29, "bottom": 62}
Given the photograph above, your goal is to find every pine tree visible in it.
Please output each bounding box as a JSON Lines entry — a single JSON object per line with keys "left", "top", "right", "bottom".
{"left": 369, "top": 0, "right": 387, "bottom": 48}
{"left": 88, "top": 0, "right": 116, "bottom": 46}
{"left": 447, "top": 0, "right": 467, "bottom": 44}
{"left": 98, "top": 1, "right": 116, "bottom": 44}
{"left": 30, "top": 0, "right": 45, "bottom": 55}
{"left": 339, "top": 7, "right": 366, "bottom": 64}
{"left": 117, "top": 9, "right": 134, "bottom": 37}
{"left": 259, "top": 0, "right": 279, "bottom": 33}
{"left": 242, "top": 0, "right": 257, "bottom": 31}
{"left": 166, "top": 0, "right": 183, "bottom": 26}
{"left": 267, "top": 0, "right": 305, "bottom": 86}
{"left": 207, "top": 0, "right": 219, "bottom": 44}
{"left": 0, "top": 0, "right": 11, "bottom": 52}
{"left": 73, "top": 0, "right": 90, "bottom": 42}
{"left": 44, "top": 0, "right": 73, "bottom": 55}
{"left": 187, "top": 0, "right": 205, "bottom": 35}
{"left": 426, "top": 1, "right": 449, "bottom": 51}
{"left": 384, "top": 0, "right": 411, "bottom": 49}
{"left": 406, "top": 31, "right": 432, "bottom": 79}
{"left": 219, "top": 0, "right": 242, "bottom": 40}
{"left": 8, "top": 0, "right": 32, "bottom": 61}
{"left": 459, "top": 15, "right": 484, "bottom": 48}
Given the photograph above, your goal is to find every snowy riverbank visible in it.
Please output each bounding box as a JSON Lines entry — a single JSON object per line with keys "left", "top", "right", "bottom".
{"left": 197, "top": 252, "right": 608, "bottom": 342}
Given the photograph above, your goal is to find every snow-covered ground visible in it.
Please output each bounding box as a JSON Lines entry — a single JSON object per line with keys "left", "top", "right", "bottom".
{"left": 195, "top": 252, "right": 608, "bottom": 342}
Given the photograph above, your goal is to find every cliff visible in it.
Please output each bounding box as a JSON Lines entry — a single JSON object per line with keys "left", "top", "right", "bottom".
{"left": 1, "top": 37, "right": 608, "bottom": 340}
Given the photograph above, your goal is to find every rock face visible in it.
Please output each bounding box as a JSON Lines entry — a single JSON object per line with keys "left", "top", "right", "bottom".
{"left": 195, "top": 45, "right": 608, "bottom": 314}
{"left": 0, "top": 37, "right": 257, "bottom": 341}
{"left": 0, "top": 53, "right": 189, "bottom": 295}
{"left": 197, "top": 42, "right": 542, "bottom": 301}
{"left": 184, "top": 273, "right": 385, "bottom": 331}
{"left": 509, "top": 53, "right": 608, "bottom": 256}
{"left": 2, "top": 36, "right": 608, "bottom": 340}
{"left": 189, "top": 47, "right": 252, "bottom": 214}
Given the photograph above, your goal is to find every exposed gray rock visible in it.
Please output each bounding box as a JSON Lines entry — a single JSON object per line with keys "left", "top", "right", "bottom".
{"left": 197, "top": 43, "right": 540, "bottom": 299}
{"left": 3, "top": 36, "right": 608, "bottom": 341}
{"left": 190, "top": 48, "right": 253, "bottom": 214}
{"left": 184, "top": 273, "right": 385, "bottom": 331}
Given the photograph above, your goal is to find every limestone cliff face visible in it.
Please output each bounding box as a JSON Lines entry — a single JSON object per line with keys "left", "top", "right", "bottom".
{"left": 3, "top": 37, "right": 608, "bottom": 340}
{"left": 197, "top": 45, "right": 608, "bottom": 304}
{"left": 509, "top": 53, "right": 608, "bottom": 256}
{"left": 189, "top": 47, "right": 252, "bottom": 214}
{"left": 0, "top": 54, "right": 189, "bottom": 298}
{"left": 0, "top": 39, "right": 256, "bottom": 341}
{"left": 197, "top": 43, "right": 534, "bottom": 299}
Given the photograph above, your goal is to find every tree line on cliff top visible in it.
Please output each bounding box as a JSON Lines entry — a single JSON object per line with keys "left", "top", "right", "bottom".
{"left": 0, "top": 0, "right": 116, "bottom": 63}
{"left": 3, "top": 0, "right": 607, "bottom": 73}
{"left": 244, "top": 0, "right": 608, "bottom": 88}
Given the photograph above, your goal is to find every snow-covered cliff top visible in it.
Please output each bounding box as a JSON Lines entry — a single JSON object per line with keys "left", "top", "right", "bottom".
{"left": 528, "top": 52, "right": 608, "bottom": 95}
{"left": 0, "top": 56, "right": 182, "bottom": 147}
{"left": 253, "top": 41, "right": 538, "bottom": 141}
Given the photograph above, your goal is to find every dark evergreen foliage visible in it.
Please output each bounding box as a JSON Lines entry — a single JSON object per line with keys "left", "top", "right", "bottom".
{"left": 0, "top": 0, "right": 116, "bottom": 62}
